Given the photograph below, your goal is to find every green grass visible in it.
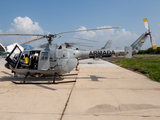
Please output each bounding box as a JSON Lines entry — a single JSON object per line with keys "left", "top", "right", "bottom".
{"left": 134, "top": 54, "right": 160, "bottom": 57}
{"left": 113, "top": 58, "right": 160, "bottom": 82}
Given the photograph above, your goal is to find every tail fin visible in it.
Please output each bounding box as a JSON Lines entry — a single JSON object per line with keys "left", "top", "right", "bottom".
{"left": 130, "top": 33, "right": 148, "bottom": 52}
{"left": 104, "top": 40, "right": 113, "bottom": 49}
{"left": 0, "top": 42, "right": 6, "bottom": 52}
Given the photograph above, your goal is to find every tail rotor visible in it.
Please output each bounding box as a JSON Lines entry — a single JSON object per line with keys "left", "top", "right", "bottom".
{"left": 143, "top": 18, "right": 157, "bottom": 49}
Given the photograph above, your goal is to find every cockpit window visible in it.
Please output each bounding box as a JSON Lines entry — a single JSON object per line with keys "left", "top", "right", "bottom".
{"left": 41, "top": 52, "right": 48, "bottom": 60}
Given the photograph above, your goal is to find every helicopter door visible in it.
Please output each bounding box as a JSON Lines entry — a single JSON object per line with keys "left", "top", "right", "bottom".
{"left": 38, "top": 51, "right": 50, "bottom": 70}
{"left": 5, "top": 45, "right": 22, "bottom": 68}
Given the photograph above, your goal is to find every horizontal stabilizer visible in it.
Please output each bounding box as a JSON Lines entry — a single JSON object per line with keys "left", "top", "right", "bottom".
{"left": 125, "top": 46, "right": 132, "bottom": 58}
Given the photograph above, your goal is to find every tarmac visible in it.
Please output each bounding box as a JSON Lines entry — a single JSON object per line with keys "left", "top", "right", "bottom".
{"left": 0, "top": 57, "right": 160, "bottom": 120}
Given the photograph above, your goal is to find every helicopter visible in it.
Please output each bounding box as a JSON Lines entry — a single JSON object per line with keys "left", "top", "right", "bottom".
{"left": 0, "top": 18, "right": 156, "bottom": 84}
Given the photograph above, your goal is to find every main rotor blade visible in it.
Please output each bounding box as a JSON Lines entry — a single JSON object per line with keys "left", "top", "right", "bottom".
{"left": 68, "top": 42, "right": 90, "bottom": 45}
{"left": 0, "top": 34, "right": 44, "bottom": 37}
{"left": 56, "top": 26, "right": 122, "bottom": 35}
{"left": 74, "top": 44, "right": 93, "bottom": 48}
{"left": 20, "top": 36, "right": 45, "bottom": 46}
{"left": 60, "top": 36, "right": 98, "bottom": 43}
{"left": 73, "top": 44, "right": 93, "bottom": 48}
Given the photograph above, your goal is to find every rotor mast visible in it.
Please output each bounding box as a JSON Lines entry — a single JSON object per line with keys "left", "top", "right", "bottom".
{"left": 46, "top": 34, "right": 57, "bottom": 44}
{"left": 48, "top": 37, "right": 53, "bottom": 44}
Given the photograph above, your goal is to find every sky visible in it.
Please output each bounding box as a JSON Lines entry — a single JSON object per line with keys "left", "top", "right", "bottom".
{"left": 0, "top": 0, "right": 160, "bottom": 50}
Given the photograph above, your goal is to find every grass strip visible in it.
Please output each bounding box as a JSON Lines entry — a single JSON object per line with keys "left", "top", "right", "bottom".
{"left": 134, "top": 54, "right": 160, "bottom": 58}
{"left": 113, "top": 58, "right": 160, "bottom": 82}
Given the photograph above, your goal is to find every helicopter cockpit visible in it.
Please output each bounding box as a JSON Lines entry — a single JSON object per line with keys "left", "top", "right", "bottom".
{"left": 5, "top": 45, "right": 42, "bottom": 70}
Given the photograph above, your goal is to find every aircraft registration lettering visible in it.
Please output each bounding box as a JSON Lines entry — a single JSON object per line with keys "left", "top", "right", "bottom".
{"left": 89, "top": 50, "right": 115, "bottom": 57}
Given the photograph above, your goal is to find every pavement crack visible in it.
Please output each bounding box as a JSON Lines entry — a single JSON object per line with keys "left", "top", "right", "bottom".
{"left": 0, "top": 90, "right": 10, "bottom": 95}
{"left": 109, "top": 92, "right": 122, "bottom": 112}
{"left": 59, "top": 68, "right": 80, "bottom": 120}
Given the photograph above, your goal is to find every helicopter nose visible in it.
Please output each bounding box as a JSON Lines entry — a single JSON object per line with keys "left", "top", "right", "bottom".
{"left": 4, "top": 63, "right": 10, "bottom": 69}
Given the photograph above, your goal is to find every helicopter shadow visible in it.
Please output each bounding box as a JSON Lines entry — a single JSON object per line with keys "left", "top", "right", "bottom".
{"left": 1, "top": 71, "right": 13, "bottom": 76}
{"left": 0, "top": 71, "right": 57, "bottom": 91}
{"left": 0, "top": 72, "right": 77, "bottom": 91}
{"left": 0, "top": 71, "right": 15, "bottom": 81}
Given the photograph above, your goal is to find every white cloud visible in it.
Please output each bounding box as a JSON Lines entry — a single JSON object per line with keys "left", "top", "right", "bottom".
{"left": 0, "top": 16, "right": 46, "bottom": 46}
{"left": 76, "top": 26, "right": 96, "bottom": 38}
{"left": 7, "top": 16, "right": 44, "bottom": 34}
{"left": 115, "top": 29, "right": 138, "bottom": 41}
{"left": 74, "top": 26, "right": 139, "bottom": 49}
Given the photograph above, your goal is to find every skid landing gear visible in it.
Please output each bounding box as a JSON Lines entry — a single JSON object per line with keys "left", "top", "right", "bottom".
{"left": 53, "top": 72, "right": 58, "bottom": 84}
{"left": 23, "top": 72, "right": 30, "bottom": 83}
{"left": 12, "top": 72, "right": 30, "bottom": 84}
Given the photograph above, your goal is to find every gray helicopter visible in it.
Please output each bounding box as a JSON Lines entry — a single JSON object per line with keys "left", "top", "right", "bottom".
{"left": 0, "top": 18, "right": 156, "bottom": 83}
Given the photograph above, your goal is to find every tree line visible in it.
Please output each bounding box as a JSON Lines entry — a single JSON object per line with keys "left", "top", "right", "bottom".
{"left": 138, "top": 47, "right": 160, "bottom": 54}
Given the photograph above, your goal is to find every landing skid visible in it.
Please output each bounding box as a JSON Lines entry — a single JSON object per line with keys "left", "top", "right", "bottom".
{"left": 11, "top": 80, "right": 76, "bottom": 84}
{"left": 53, "top": 72, "right": 58, "bottom": 84}
{"left": 11, "top": 72, "right": 77, "bottom": 84}
{"left": 11, "top": 72, "right": 30, "bottom": 84}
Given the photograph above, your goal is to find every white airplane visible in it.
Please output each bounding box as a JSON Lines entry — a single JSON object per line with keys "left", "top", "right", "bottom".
{"left": 0, "top": 42, "right": 24, "bottom": 55}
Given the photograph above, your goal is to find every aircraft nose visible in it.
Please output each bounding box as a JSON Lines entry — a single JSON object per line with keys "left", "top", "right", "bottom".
{"left": 4, "top": 63, "right": 10, "bottom": 69}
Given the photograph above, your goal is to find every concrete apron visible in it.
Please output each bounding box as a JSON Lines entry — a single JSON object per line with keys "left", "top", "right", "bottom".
{"left": 0, "top": 64, "right": 78, "bottom": 120}
{"left": 63, "top": 59, "right": 160, "bottom": 120}
{"left": 0, "top": 58, "right": 160, "bottom": 120}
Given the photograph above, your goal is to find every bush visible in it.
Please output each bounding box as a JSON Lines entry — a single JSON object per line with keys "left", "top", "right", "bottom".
{"left": 138, "top": 47, "right": 160, "bottom": 54}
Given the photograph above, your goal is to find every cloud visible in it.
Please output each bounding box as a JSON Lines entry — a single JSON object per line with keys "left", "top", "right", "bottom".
{"left": 74, "top": 26, "right": 139, "bottom": 49}
{"left": 76, "top": 26, "right": 96, "bottom": 38}
{"left": 7, "top": 16, "right": 44, "bottom": 34}
{"left": 0, "top": 16, "right": 46, "bottom": 46}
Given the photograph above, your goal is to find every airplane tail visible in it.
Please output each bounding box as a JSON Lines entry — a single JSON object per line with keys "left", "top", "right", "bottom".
{"left": 104, "top": 40, "right": 113, "bottom": 49}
